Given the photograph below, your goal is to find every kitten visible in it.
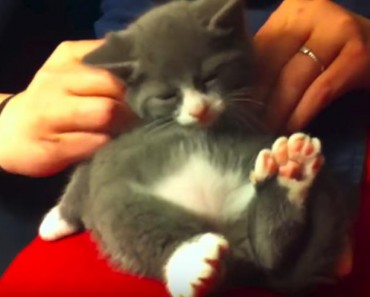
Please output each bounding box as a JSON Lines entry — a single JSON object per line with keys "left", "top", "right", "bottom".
{"left": 39, "top": 0, "right": 356, "bottom": 296}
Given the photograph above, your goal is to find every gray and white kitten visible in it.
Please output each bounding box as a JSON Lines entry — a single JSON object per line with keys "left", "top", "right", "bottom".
{"left": 39, "top": 0, "right": 356, "bottom": 296}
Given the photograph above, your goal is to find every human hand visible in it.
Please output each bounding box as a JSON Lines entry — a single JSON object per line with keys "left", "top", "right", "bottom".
{"left": 254, "top": 0, "right": 370, "bottom": 132}
{"left": 0, "top": 40, "right": 136, "bottom": 177}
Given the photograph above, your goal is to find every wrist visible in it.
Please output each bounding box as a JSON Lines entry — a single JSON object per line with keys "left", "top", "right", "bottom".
{"left": 0, "top": 94, "right": 16, "bottom": 115}
{"left": 0, "top": 93, "right": 13, "bottom": 102}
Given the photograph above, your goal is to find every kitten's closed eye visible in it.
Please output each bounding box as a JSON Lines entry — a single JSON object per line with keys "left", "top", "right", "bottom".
{"left": 194, "top": 73, "right": 218, "bottom": 92}
{"left": 203, "top": 73, "right": 218, "bottom": 90}
{"left": 151, "top": 96, "right": 178, "bottom": 106}
{"left": 160, "top": 92, "right": 178, "bottom": 101}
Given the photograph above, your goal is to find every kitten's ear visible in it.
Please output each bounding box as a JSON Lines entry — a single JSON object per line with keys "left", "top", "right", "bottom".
{"left": 83, "top": 31, "right": 139, "bottom": 81}
{"left": 193, "top": 0, "right": 245, "bottom": 36}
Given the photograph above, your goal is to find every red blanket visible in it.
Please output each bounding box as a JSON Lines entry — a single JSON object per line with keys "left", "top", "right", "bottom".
{"left": 0, "top": 135, "right": 369, "bottom": 297}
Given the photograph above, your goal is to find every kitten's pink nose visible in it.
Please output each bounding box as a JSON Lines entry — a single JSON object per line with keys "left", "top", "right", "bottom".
{"left": 189, "top": 103, "right": 210, "bottom": 122}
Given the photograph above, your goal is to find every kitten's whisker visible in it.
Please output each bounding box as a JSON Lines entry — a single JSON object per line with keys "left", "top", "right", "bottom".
{"left": 229, "top": 87, "right": 252, "bottom": 93}
{"left": 142, "top": 117, "right": 175, "bottom": 134}
{"left": 224, "top": 105, "right": 266, "bottom": 133}
{"left": 229, "top": 98, "right": 266, "bottom": 107}
{"left": 228, "top": 88, "right": 253, "bottom": 97}
{"left": 141, "top": 117, "right": 172, "bottom": 130}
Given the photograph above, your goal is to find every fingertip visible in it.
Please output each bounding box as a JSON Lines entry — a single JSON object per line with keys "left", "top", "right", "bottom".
{"left": 285, "top": 116, "right": 307, "bottom": 133}
{"left": 92, "top": 99, "right": 136, "bottom": 135}
{"left": 65, "top": 64, "right": 126, "bottom": 100}
{"left": 285, "top": 79, "right": 332, "bottom": 132}
{"left": 64, "top": 132, "right": 111, "bottom": 162}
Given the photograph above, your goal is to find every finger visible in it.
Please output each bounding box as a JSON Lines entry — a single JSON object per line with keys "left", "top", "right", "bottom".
{"left": 44, "top": 96, "right": 136, "bottom": 135}
{"left": 42, "top": 40, "right": 105, "bottom": 68}
{"left": 264, "top": 47, "right": 323, "bottom": 131}
{"left": 253, "top": 3, "right": 311, "bottom": 100}
{"left": 286, "top": 40, "right": 367, "bottom": 131}
{"left": 264, "top": 29, "right": 344, "bottom": 131}
{"left": 33, "top": 63, "right": 125, "bottom": 100}
{"left": 62, "top": 64, "right": 125, "bottom": 99}
{"left": 46, "top": 132, "right": 111, "bottom": 173}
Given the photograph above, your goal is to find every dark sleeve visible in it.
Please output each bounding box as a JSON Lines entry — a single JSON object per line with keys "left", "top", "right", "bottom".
{"left": 94, "top": 0, "right": 158, "bottom": 38}
{"left": 0, "top": 0, "right": 20, "bottom": 34}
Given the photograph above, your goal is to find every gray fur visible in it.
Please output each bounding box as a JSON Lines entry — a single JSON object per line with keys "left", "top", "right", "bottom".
{"left": 50, "top": 0, "right": 356, "bottom": 294}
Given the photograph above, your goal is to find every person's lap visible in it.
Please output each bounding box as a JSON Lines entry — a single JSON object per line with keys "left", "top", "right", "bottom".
{"left": 0, "top": 172, "right": 68, "bottom": 275}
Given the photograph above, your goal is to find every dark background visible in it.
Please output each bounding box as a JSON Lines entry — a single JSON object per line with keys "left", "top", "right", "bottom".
{"left": 0, "top": 0, "right": 101, "bottom": 93}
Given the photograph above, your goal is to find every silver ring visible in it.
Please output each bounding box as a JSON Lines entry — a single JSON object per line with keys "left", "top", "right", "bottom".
{"left": 299, "top": 46, "right": 325, "bottom": 73}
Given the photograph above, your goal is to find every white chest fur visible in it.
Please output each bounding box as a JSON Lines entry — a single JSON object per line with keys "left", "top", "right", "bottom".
{"left": 151, "top": 154, "right": 256, "bottom": 222}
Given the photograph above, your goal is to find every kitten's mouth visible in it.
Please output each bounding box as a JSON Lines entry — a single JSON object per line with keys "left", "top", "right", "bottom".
{"left": 176, "top": 99, "right": 225, "bottom": 127}
{"left": 191, "top": 101, "right": 224, "bottom": 126}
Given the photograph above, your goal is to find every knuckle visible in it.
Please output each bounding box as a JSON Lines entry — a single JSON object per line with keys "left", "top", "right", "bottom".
{"left": 348, "top": 40, "right": 368, "bottom": 63}
{"left": 29, "top": 68, "right": 56, "bottom": 90}
{"left": 55, "top": 41, "right": 73, "bottom": 55}
{"left": 33, "top": 67, "right": 51, "bottom": 81}
{"left": 337, "top": 15, "right": 362, "bottom": 37}
{"left": 315, "top": 80, "right": 333, "bottom": 104}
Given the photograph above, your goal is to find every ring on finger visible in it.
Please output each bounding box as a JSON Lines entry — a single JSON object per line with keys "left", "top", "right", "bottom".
{"left": 299, "top": 46, "right": 326, "bottom": 73}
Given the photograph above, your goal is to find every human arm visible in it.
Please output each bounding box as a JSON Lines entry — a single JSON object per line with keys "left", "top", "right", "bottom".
{"left": 254, "top": 0, "right": 370, "bottom": 132}
{"left": 0, "top": 40, "right": 136, "bottom": 177}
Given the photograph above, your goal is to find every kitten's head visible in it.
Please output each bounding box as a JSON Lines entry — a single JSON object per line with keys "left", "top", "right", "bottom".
{"left": 84, "top": 0, "right": 255, "bottom": 128}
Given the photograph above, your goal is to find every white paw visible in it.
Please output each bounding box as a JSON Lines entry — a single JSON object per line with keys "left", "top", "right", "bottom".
{"left": 39, "top": 205, "right": 78, "bottom": 241}
{"left": 275, "top": 133, "right": 324, "bottom": 206}
{"left": 250, "top": 133, "right": 324, "bottom": 207}
{"left": 164, "top": 233, "right": 229, "bottom": 297}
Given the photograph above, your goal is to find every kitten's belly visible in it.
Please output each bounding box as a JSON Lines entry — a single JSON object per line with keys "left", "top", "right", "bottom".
{"left": 151, "top": 153, "right": 255, "bottom": 222}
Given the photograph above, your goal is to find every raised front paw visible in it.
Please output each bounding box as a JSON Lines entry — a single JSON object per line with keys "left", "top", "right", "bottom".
{"left": 250, "top": 133, "right": 324, "bottom": 206}
{"left": 164, "top": 233, "right": 229, "bottom": 297}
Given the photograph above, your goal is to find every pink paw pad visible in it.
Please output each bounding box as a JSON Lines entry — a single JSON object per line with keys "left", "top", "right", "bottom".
{"left": 274, "top": 133, "right": 324, "bottom": 181}
{"left": 250, "top": 133, "right": 324, "bottom": 184}
{"left": 249, "top": 149, "right": 278, "bottom": 185}
{"left": 250, "top": 133, "right": 324, "bottom": 207}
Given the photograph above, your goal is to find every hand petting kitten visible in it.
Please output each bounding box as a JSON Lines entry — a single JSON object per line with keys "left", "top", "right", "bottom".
{"left": 254, "top": 0, "right": 370, "bottom": 132}
{"left": 0, "top": 40, "right": 135, "bottom": 177}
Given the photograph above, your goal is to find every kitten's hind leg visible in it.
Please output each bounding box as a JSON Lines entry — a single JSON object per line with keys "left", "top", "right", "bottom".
{"left": 250, "top": 132, "right": 324, "bottom": 207}
{"left": 91, "top": 183, "right": 229, "bottom": 297}
{"left": 165, "top": 233, "right": 229, "bottom": 297}
{"left": 39, "top": 163, "right": 89, "bottom": 241}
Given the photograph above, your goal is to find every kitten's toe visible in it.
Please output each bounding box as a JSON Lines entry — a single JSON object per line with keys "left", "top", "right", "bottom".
{"left": 164, "top": 233, "right": 229, "bottom": 297}
{"left": 39, "top": 205, "right": 78, "bottom": 241}
{"left": 278, "top": 133, "right": 324, "bottom": 181}
{"left": 271, "top": 136, "right": 289, "bottom": 165}
{"left": 276, "top": 133, "right": 325, "bottom": 207}
{"left": 249, "top": 149, "right": 278, "bottom": 185}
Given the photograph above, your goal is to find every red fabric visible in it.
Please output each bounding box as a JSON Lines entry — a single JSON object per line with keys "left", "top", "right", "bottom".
{"left": 0, "top": 134, "right": 369, "bottom": 297}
